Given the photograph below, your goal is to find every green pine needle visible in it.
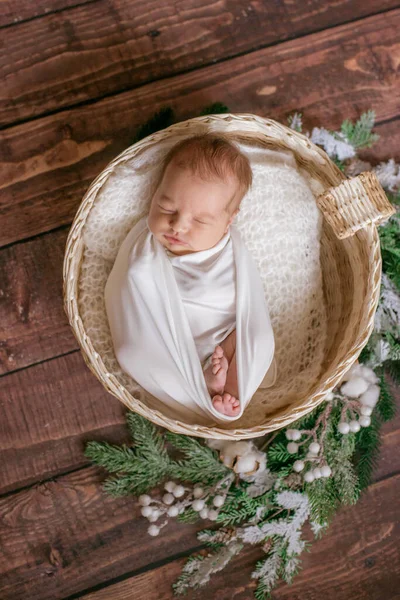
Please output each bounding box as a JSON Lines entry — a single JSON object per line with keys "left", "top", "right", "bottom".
{"left": 166, "top": 432, "right": 230, "bottom": 485}
{"left": 132, "top": 107, "right": 175, "bottom": 143}
{"left": 199, "top": 102, "right": 230, "bottom": 115}
{"left": 376, "top": 371, "right": 397, "bottom": 421}
{"left": 340, "top": 110, "right": 380, "bottom": 149}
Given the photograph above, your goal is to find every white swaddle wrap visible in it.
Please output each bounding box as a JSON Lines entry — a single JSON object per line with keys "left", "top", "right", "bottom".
{"left": 104, "top": 215, "right": 276, "bottom": 424}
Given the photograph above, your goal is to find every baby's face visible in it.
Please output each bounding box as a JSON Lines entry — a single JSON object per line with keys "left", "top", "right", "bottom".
{"left": 147, "top": 159, "right": 240, "bottom": 256}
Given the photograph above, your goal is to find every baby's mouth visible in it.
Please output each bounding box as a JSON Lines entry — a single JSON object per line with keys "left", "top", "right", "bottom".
{"left": 164, "top": 234, "right": 188, "bottom": 245}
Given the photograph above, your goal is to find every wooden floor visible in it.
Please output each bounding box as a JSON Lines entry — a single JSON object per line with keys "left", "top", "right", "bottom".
{"left": 1, "top": 1, "right": 400, "bottom": 598}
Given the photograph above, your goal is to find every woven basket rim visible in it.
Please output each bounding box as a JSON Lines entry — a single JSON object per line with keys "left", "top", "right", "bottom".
{"left": 63, "top": 113, "right": 383, "bottom": 439}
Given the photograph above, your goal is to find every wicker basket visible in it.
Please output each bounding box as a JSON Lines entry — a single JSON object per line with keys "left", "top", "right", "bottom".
{"left": 63, "top": 114, "right": 395, "bottom": 440}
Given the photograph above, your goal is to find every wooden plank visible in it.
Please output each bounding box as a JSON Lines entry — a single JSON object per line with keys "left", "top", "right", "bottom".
{"left": 0, "top": 468, "right": 397, "bottom": 600}
{"left": 81, "top": 475, "right": 400, "bottom": 600}
{"left": 0, "top": 338, "right": 399, "bottom": 495}
{"left": 0, "top": 0, "right": 99, "bottom": 28}
{"left": 1, "top": 107, "right": 398, "bottom": 377}
{"left": 0, "top": 466, "right": 207, "bottom": 600}
{"left": 1, "top": 9, "right": 400, "bottom": 247}
{"left": 0, "top": 229, "right": 75, "bottom": 375}
{"left": 2, "top": 1, "right": 399, "bottom": 126}
{"left": 0, "top": 351, "right": 131, "bottom": 494}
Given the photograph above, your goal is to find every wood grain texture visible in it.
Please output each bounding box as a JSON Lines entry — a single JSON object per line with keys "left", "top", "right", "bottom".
{"left": 0, "top": 229, "right": 75, "bottom": 374}
{"left": 0, "top": 116, "right": 398, "bottom": 376}
{"left": 2, "top": 0, "right": 399, "bottom": 126}
{"left": 0, "top": 466, "right": 207, "bottom": 600}
{"left": 0, "top": 470, "right": 398, "bottom": 600}
{"left": 1, "top": 9, "right": 400, "bottom": 248}
{"left": 0, "top": 337, "right": 399, "bottom": 494}
{"left": 0, "top": 0, "right": 99, "bottom": 28}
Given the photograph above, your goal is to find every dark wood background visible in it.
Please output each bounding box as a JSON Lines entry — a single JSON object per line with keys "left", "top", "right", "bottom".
{"left": 1, "top": 1, "right": 399, "bottom": 598}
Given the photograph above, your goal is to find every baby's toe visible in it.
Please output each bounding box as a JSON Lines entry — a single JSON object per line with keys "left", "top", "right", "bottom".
{"left": 212, "top": 395, "right": 224, "bottom": 412}
{"left": 214, "top": 346, "right": 224, "bottom": 358}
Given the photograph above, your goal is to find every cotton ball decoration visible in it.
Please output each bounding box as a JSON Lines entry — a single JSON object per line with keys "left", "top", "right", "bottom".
{"left": 219, "top": 441, "right": 266, "bottom": 476}
{"left": 199, "top": 508, "right": 209, "bottom": 519}
{"left": 340, "top": 376, "right": 369, "bottom": 397}
{"left": 141, "top": 506, "right": 153, "bottom": 518}
{"left": 337, "top": 361, "right": 364, "bottom": 385}
{"left": 360, "top": 365, "right": 379, "bottom": 384}
{"left": 193, "top": 487, "right": 204, "bottom": 498}
{"left": 303, "top": 471, "right": 315, "bottom": 482}
{"left": 359, "top": 384, "right": 380, "bottom": 408}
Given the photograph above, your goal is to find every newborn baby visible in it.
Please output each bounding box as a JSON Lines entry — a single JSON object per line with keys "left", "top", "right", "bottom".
{"left": 105, "top": 132, "right": 276, "bottom": 423}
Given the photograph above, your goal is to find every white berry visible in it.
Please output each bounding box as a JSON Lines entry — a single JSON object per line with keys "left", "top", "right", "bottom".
{"left": 148, "top": 510, "right": 160, "bottom": 522}
{"left": 338, "top": 421, "right": 350, "bottom": 434}
{"left": 293, "top": 460, "right": 305, "bottom": 472}
{"left": 325, "top": 391, "right": 334, "bottom": 401}
{"left": 349, "top": 420, "right": 361, "bottom": 433}
{"left": 304, "top": 471, "right": 315, "bottom": 482}
{"left": 167, "top": 505, "right": 179, "bottom": 517}
{"left": 287, "top": 442, "right": 298, "bottom": 454}
{"left": 313, "top": 468, "right": 322, "bottom": 479}
{"left": 141, "top": 506, "right": 153, "bottom": 518}
{"left": 138, "top": 494, "right": 151, "bottom": 506}
{"left": 163, "top": 493, "right": 175, "bottom": 505}
{"left": 199, "top": 508, "right": 209, "bottom": 519}
{"left": 320, "top": 465, "right": 332, "bottom": 477}
{"left": 291, "top": 429, "right": 302, "bottom": 441}
{"left": 192, "top": 499, "right": 205, "bottom": 512}
{"left": 359, "top": 415, "right": 371, "bottom": 427}
{"left": 285, "top": 429, "right": 294, "bottom": 440}
{"left": 193, "top": 487, "right": 204, "bottom": 498}
{"left": 173, "top": 485, "right": 185, "bottom": 498}
{"left": 360, "top": 405, "right": 373, "bottom": 416}
{"left": 309, "top": 442, "right": 320, "bottom": 454}
{"left": 148, "top": 525, "right": 160, "bottom": 536}
{"left": 208, "top": 509, "right": 219, "bottom": 521}
{"left": 164, "top": 481, "right": 176, "bottom": 493}
{"left": 213, "top": 495, "right": 225, "bottom": 507}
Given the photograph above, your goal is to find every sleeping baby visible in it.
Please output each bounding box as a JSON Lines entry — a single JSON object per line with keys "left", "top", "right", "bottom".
{"left": 105, "top": 133, "right": 276, "bottom": 424}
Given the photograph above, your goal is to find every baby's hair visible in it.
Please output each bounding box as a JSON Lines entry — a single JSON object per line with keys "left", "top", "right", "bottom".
{"left": 157, "top": 132, "right": 253, "bottom": 214}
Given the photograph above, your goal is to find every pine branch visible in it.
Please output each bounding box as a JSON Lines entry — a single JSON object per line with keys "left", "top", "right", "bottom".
{"left": 353, "top": 409, "right": 382, "bottom": 492}
{"left": 166, "top": 432, "right": 230, "bottom": 485}
{"left": 340, "top": 110, "right": 380, "bottom": 149}
{"left": 199, "top": 102, "right": 230, "bottom": 115}
{"left": 132, "top": 107, "right": 175, "bottom": 143}
{"left": 376, "top": 371, "right": 397, "bottom": 421}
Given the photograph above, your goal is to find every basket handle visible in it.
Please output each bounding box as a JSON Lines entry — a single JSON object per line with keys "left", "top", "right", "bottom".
{"left": 316, "top": 171, "right": 396, "bottom": 239}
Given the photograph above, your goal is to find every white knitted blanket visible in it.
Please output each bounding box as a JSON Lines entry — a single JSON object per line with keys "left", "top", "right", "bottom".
{"left": 78, "top": 141, "right": 327, "bottom": 428}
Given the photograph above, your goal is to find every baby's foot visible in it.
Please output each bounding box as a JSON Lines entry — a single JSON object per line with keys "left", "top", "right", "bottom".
{"left": 212, "top": 393, "right": 240, "bottom": 417}
{"left": 203, "top": 346, "right": 229, "bottom": 396}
